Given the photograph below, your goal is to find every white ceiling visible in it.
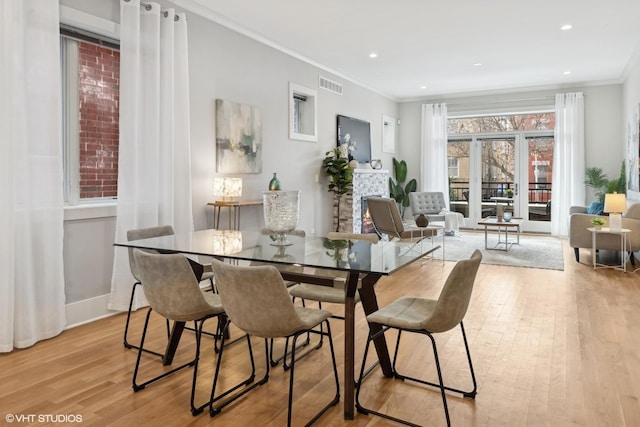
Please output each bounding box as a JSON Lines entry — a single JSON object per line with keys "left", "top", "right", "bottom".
{"left": 176, "top": 0, "right": 640, "bottom": 101}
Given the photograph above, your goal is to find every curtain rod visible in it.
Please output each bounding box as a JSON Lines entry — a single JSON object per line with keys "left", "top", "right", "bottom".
{"left": 124, "top": 1, "right": 181, "bottom": 20}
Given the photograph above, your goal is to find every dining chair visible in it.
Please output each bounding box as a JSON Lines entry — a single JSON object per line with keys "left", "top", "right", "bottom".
{"left": 124, "top": 225, "right": 215, "bottom": 355}
{"left": 284, "top": 232, "right": 380, "bottom": 376}
{"left": 131, "top": 250, "right": 254, "bottom": 415}
{"left": 355, "top": 249, "right": 483, "bottom": 427}
{"left": 209, "top": 259, "right": 340, "bottom": 427}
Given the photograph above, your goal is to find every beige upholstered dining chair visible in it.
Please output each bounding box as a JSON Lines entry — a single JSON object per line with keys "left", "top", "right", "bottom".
{"left": 355, "top": 249, "right": 483, "bottom": 426}
{"left": 284, "top": 232, "right": 379, "bottom": 371}
{"left": 131, "top": 250, "right": 254, "bottom": 416}
{"left": 125, "top": 225, "right": 215, "bottom": 355}
{"left": 209, "top": 259, "right": 340, "bottom": 427}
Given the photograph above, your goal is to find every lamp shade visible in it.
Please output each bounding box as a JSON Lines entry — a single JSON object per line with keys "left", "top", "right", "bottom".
{"left": 603, "top": 193, "right": 626, "bottom": 214}
{"left": 214, "top": 177, "right": 242, "bottom": 201}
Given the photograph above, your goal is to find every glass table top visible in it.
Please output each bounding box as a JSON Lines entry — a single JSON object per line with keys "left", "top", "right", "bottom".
{"left": 115, "top": 229, "right": 441, "bottom": 276}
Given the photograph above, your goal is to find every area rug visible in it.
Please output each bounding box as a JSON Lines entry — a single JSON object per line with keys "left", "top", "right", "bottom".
{"left": 437, "top": 231, "right": 564, "bottom": 271}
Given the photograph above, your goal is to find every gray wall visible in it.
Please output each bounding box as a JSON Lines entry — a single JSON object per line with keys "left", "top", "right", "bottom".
{"left": 58, "top": 0, "right": 398, "bottom": 317}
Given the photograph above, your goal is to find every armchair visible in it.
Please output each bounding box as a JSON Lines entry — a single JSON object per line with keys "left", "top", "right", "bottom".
{"left": 569, "top": 203, "right": 640, "bottom": 262}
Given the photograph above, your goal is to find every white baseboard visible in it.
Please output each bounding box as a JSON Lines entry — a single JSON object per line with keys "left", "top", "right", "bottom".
{"left": 65, "top": 293, "right": 120, "bottom": 329}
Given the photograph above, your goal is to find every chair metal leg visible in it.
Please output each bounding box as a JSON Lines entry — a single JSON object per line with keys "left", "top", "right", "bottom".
{"left": 209, "top": 320, "right": 267, "bottom": 417}
{"left": 356, "top": 323, "right": 477, "bottom": 427}
{"left": 288, "top": 320, "right": 340, "bottom": 427}
{"left": 132, "top": 308, "right": 195, "bottom": 392}
{"left": 124, "top": 281, "right": 169, "bottom": 358}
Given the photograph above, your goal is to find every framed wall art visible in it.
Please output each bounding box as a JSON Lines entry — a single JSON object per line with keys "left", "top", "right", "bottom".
{"left": 627, "top": 103, "right": 640, "bottom": 196}
{"left": 216, "top": 99, "right": 262, "bottom": 173}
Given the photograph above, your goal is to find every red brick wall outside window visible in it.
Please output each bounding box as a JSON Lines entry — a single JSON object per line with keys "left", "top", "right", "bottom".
{"left": 78, "top": 42, "right": 119, "bottom": 199}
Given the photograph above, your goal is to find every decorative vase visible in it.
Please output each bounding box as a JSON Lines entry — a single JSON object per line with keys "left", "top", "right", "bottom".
{"left": 263, "top": 190, "right": 300, "bottom": 246}
{"left": 416, "top": 213, "right": 429, "bottom": 227}
{"left": 268, "top": 173, "right": 281, "bottom": 191}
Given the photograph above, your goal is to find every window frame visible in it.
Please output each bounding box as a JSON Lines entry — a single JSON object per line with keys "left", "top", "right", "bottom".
{"left": 60, "top": 25, "right": 120, "bottom": 206}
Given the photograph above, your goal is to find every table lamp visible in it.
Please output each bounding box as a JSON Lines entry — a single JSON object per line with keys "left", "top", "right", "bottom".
{"left": 213, "top": 177, "right": 242, "bottom": 202}
{"left": 604, "top": 192, "right": 626, "bottom": 231}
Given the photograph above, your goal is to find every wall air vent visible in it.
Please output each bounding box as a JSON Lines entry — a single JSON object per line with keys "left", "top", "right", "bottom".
{"left": 319, "top": 76, "right": 343, "bottom": 95}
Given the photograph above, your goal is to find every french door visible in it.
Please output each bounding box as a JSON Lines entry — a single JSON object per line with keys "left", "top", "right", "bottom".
{"left": 448, "top": 132, "right": 554, "bottom": 233}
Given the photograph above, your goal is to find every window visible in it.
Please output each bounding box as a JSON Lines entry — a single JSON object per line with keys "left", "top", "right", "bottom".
{"left": 61, "top": 29, "right": 120, "bottom": 203}
{"left": 447, "top": 157, "right": 459, "bottom": 178}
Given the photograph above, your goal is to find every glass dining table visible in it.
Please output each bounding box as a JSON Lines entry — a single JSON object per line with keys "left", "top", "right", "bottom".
{"left": 115, "top": 228, "right": 441, "bottom": 420}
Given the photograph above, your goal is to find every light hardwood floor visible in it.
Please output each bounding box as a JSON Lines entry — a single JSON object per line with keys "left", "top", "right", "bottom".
{"left": 1, "top": 238, "right": 639, "bottom": 426}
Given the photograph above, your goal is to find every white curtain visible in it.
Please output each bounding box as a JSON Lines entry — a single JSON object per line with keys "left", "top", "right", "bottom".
{"left": 0, "top": 0, "right": 66, "bottom": 352}
{"left": 420, "top": 103, "right": 450, "bottom": 206}
{"left": 551, "top": 92, "right": 585, "bottom": 237}
{"left": 109, "top": 0, "right": 194, "bottom": 312}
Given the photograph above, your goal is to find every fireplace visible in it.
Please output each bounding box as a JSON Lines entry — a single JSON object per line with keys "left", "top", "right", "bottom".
{"left": 361, "top": 196, "right": 381, "bottom": 234}
{"left": 350, "top": 168, "right": 389, "bottom": 234}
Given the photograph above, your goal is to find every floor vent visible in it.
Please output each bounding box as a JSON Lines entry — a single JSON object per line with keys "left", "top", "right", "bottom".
{"left": 319, "top": 76, "right": 343, "bottom": 95}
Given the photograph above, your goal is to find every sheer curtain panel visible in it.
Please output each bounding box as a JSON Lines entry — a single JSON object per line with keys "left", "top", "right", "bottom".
{"left": 420, "top": 104, "right": 450, "bottom": 206}
{"left": 1, "top": 0, "right": 66, "bottom": 352}
{"left": 551, "top": 92, "right": 585, "bottom": 237}
{"left": 109, "top": 0, "right": 194, "bottom": 312}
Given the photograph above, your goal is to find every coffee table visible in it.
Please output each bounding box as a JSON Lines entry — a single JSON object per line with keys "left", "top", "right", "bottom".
{"left": 478, "top": 216, "right": 523, "bottom": 251}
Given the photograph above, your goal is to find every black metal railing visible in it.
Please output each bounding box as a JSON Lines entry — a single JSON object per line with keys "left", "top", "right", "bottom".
{"left": 448, "top": 181, "right": 552, "bottom": 221}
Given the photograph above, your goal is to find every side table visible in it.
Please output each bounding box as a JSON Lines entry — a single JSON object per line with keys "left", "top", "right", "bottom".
{"left": 207, "top": 200, "right": 263, "bottom": 230}
{"left": 587, "top": 227, "right": 632, "bottom": 272}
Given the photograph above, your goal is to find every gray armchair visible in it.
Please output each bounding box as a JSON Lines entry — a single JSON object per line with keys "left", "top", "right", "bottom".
{"left": 569, "top": 203, "right": 640, "bottom": 262}
{"left": 409, "top": 192, "right": 447, "bottom": 222}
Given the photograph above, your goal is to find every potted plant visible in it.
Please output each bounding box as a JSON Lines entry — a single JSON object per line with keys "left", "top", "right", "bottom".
{"left": 322, "top": 148, "right": 355, "bottom": 231}
{"left": 389, "top": 158, "right": 417, "bottom": 217}
{"left": 505, "top": 188, "right": 514, "bottom": 198}
{"left": 590, "top": 217, "right": 606, "bottom": 229}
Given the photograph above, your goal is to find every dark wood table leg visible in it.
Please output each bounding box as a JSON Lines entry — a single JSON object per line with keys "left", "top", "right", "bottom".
{"left": 357, "top": 274, "right": 392, "bottom": 377}
{"left": 343, "top": 272, "right": 388, "bottom": 420}
{"left": 163, "top": 321, "right": 185, "bottom": 365}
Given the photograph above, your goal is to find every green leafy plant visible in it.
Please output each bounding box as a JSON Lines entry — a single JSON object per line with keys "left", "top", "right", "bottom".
{"left": 389, "top": 158, "right": 417, "bottom": 217}
{"left": 323, "top": 148, "right": 354, "bottom": 231}
{"left": 584, "top": 161, "right": 626, "bottom": 202}
{"left": 505, "top": 188, "right": 514, "bottom": 197}
{"left": 590, "top": 217, "right": 606, "bottom": 226}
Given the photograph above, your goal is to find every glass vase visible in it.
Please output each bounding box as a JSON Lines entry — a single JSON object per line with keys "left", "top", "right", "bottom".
{"left": 263, "top": 190, "right": 300, "bottom": 246}
{"left": 268, "top": 173, "right": 281, "bottom": 191}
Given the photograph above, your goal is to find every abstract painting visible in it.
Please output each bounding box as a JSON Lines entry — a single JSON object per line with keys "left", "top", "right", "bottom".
{"left": 216, "top": 99, "right": 262, "bottom": 173}
{"left": 627, "top": 103, "right": 639, "bottom": 193}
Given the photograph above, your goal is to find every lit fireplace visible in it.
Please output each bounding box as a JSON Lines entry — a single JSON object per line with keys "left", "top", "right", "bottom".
{"left": 361, "top": 196, "right": 380, "bottom": 234}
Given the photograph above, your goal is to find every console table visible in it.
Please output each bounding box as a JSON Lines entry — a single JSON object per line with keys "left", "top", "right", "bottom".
{"left": 207, "top": 200, "right": 262, "bottom": 230}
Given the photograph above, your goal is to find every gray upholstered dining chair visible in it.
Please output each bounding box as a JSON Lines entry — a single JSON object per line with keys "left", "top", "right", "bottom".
{"left": 125, "top": 225, "right": 214, "bottom": 355}
{"left": 209, "top": 259, "right": 340, "bottom": 427}
{"left": 367, "top": 197, "right": 438, "bottom": 241}
{"left": 131, "top": 250, "right": 254, "bottom": 416}
{"left": 355, "top": 249, "right": 483, "bottom": 427}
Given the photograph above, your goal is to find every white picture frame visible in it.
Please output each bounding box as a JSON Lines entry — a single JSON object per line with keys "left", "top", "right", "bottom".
{"left": 382, "top": 114, "right": 396, "bottom": 154}
{"left": 289, "top": 82, "right": 317, "bottom": 142}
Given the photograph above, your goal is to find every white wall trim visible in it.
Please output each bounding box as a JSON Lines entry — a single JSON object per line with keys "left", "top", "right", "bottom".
{"left": 59, "top": 5, "right": 120, "bottom": 39}
{"left": 65, "top": 293, "right": 119, "bottom": 329}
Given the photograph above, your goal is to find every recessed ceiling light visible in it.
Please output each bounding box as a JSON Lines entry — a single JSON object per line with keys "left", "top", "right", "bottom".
{"left": 420, "top": 85, "right": 427, "bottom": 89}
{"left": 369, "top": 53, "right": 378, "bottom": 58}
{"left": 563, "top": 70, "right": 572, "bottom": 75}
{"left": 473, "top": 63, "right": 483, "bottom": 67}
{"left": 561, "top": 24, "right": 572, "bottom": 31}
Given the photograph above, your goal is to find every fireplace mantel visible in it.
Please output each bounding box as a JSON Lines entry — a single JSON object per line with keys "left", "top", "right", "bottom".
{"left": 352, "top": 169, "right": 389, "bottom": 233}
